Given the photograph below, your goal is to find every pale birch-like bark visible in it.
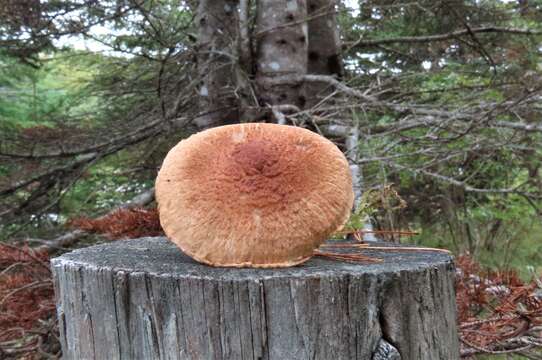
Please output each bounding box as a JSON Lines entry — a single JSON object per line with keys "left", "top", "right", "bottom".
{"left": 255, "top": 0, "right": 308, "bottom": 109}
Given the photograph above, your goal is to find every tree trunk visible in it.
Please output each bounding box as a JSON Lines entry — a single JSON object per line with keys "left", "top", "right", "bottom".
{"left": 197, "top": 0, "right": 375, "bottom": 238}
{"left": 306, "top": 0, "right": 342, "bottom": 106}
{"left": 255, "top": 0, "right": 308, "bottom": 111}
{"left": 195, "top": 0, "right": 240, "bottom": 129}
{"left": 52, "top": 237, "right": 460, "bottom": 360}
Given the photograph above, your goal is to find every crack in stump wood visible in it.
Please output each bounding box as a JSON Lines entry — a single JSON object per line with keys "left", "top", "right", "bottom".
{"left": 372, "top": 339, "right": 401, "bottom": 360}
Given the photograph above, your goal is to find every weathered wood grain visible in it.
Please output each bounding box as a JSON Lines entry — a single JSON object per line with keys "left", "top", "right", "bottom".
{"left": 52, "top": 237, "right": 459, "bottom": 360}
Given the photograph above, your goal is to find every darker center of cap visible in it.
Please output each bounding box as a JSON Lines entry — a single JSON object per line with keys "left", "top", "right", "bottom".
{"left": 231, "top": 139, "right": 280, "bottom": 176}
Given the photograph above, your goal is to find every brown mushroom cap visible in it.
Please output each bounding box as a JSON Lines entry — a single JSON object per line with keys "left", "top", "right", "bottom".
{"left": 155, "top": 123, "right": 353, "bottom": 268}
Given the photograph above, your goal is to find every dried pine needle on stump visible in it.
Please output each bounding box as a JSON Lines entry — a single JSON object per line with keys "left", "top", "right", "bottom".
{"left": 314, "top": 229, "right": 450, "bottom": 264}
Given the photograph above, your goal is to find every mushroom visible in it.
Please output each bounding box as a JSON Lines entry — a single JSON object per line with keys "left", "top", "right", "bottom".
{"left": 155, "top": 123, "right": 354, "bottom": 267}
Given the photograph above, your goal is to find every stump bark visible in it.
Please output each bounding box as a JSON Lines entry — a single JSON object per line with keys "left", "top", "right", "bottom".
{"left": 52, "top": 237, "right": 459, "bottom": 360}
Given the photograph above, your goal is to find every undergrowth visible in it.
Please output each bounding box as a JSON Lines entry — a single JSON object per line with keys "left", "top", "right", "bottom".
{"left": 2, "top": 206, "right": 542, "bottom": 358}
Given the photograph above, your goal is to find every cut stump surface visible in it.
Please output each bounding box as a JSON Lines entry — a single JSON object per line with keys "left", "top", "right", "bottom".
{"left": 52, "top": 237, "right": 459, "bottom": 360}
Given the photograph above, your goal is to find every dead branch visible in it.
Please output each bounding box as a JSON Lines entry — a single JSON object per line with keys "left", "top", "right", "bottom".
{"left": 303, "top": 74, "right": 542, "bottom": 134}
{"left": 386, "top": 162, "right": 537, "bottom": 196}
{"left": 23, "top": 187, "right": 156, "bottom": 253}
{"left": 346, "top": 26, "right": 542, "bottom": 49}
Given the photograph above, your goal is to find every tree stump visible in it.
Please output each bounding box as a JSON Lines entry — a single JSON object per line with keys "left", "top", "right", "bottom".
{"left": 52, "top": 237, "right": 459, "bottom": 360}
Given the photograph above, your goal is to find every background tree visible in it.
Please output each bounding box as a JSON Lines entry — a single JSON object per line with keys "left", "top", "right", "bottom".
{"left": 0, "top": 0, "right": 541, "bottom": 264}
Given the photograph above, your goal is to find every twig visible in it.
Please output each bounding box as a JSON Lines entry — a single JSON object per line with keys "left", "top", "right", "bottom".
{"left": 23, "top": 187, "right": 156, "bottom": 253}
{"left": 0, "top": 280, "right": 53, "bottom": 307}
{"left": 313, "top": 249, "right": 383, "bottom": 263}
{"left": 346, "top": 26, "right": 542, "bottom": 49}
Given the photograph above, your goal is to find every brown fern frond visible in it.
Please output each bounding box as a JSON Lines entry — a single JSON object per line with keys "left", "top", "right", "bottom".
{"left": 0, "top": 244, "right": 56, "bottom": 357}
